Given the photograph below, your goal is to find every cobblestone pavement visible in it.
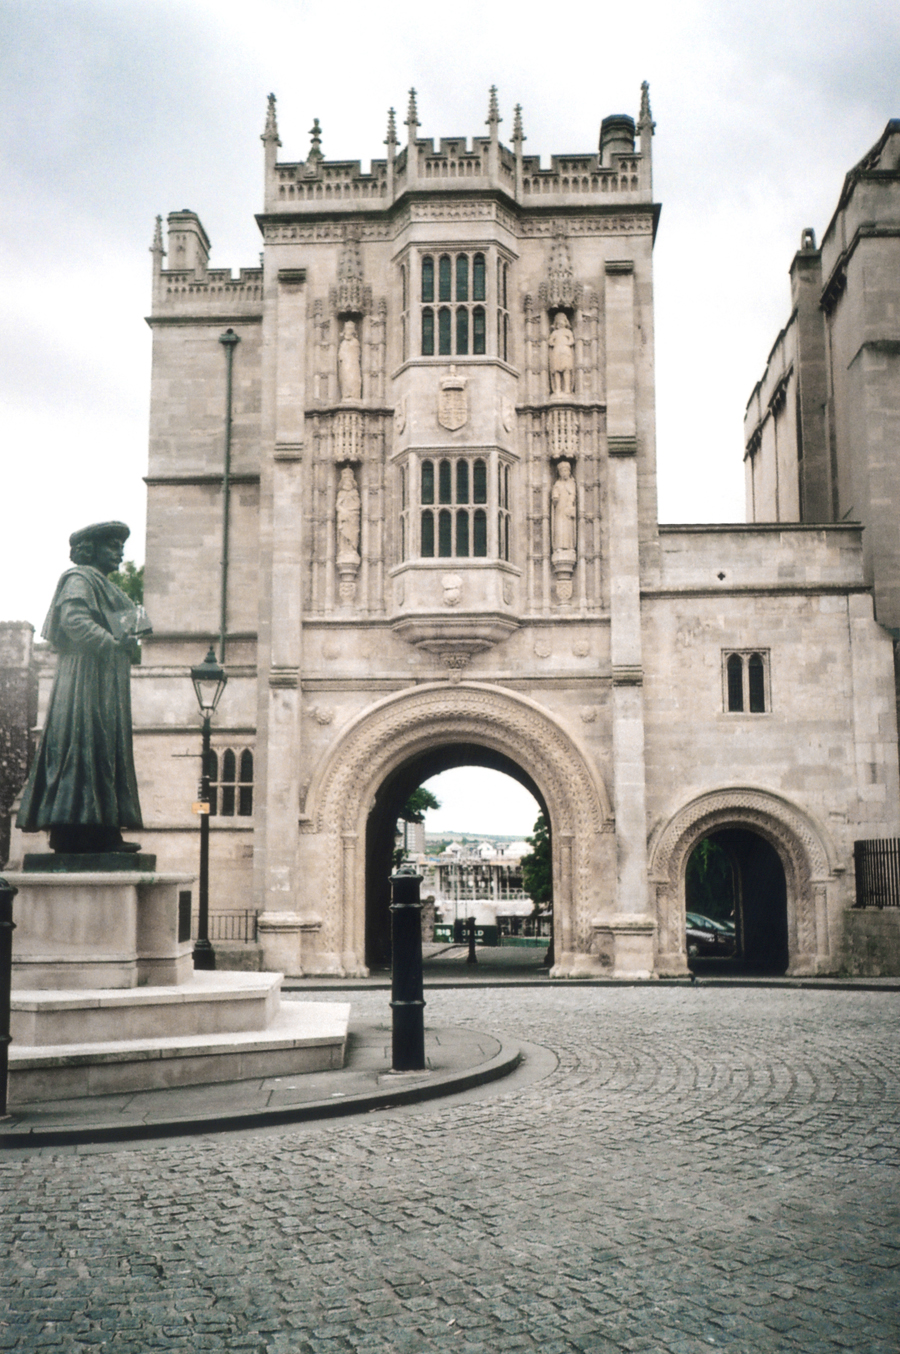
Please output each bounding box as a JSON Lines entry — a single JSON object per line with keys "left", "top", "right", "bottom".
{"left": 1, "top": 985, "right": 898, "bottom": 1353}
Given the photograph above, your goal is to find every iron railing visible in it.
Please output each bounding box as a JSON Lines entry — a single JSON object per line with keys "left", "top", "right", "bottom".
{"left": 193, "top": 910, "right": 259, "bottom": 942}
{"left": 854, "top": 839, "right": 900, "bottom": 908}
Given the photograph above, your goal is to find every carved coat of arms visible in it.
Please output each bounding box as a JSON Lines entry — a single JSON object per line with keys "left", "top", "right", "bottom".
{"left": 438, "top": 370, "right": 468, "bottom": 431}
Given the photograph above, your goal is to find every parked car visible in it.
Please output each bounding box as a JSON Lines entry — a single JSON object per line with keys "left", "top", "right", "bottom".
{"left": 686, "top": 912, "right": 736, "bottom": 957}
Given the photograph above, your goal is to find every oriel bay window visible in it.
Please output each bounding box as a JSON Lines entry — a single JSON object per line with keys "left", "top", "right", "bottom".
{"left": 420, "top": 252, "right": 487, "bottom": 357}
{"left": 417, "top": 456, "right": 499, "bottom": 559}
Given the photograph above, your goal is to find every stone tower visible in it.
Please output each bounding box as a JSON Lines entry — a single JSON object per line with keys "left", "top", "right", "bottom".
{"left": 136, "top": 90, "right": 900, "bottom": 978}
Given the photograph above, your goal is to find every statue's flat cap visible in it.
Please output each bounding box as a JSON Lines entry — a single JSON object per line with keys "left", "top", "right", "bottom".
{"left": 69, "top": 521, "right": 130, "bottom": 548}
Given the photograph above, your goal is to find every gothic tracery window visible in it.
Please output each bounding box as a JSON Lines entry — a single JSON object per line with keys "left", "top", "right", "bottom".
{"left": 209, "top": 748, "right": 254, "bottom": 816}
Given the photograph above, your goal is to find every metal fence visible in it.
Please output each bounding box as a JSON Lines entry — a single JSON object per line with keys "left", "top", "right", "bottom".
{"left": 192, "top": 910, "right": 259, "bottom": 942}
{"left": 853, "top": 839, "right": 900, "bottom": 908}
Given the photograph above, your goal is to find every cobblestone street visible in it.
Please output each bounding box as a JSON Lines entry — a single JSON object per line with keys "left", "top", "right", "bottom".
{"left": 2, "top": 985, "right": 898, "bottom": 1352}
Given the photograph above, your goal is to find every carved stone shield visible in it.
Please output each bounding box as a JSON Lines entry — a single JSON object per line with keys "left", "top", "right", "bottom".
{"left": 438, "top": 374, "right": 467, "bottom": 431}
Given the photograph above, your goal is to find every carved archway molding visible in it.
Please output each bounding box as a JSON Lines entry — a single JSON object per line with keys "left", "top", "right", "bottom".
{"left": 648, "top": 786, "right": 837, "bottom": 976}
{"left": 300, "top": 681, "right": 614, "bottom": 974}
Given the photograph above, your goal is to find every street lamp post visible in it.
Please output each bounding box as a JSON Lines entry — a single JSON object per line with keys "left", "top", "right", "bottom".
{"left": 190, "top": 647, "right": 228, "bottom": 971}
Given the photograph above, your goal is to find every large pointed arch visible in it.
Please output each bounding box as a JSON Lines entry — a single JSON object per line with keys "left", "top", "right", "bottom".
{"left": 648, "top": 787, "right": 837, "bottom": 976}
{"left": 299, "top": 682, "right": 614, "bottom": 974}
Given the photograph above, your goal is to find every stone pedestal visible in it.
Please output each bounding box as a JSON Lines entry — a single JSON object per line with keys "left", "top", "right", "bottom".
{"left": 6, "top": 870, "right": 194, "bottom": 989}
{"left": 5, "top": 870, "right": 350, "bottom": 1106}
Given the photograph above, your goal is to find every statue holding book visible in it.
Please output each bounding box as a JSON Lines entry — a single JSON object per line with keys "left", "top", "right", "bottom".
{"left": 16, "top": 521, "right": 152, "bottom": 855}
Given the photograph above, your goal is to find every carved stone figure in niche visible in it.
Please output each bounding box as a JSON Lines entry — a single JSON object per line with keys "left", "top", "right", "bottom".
{"left": 336, "top": 467, "right": 361, "bottom": 560}
{"left": 551, "top": 461, "right": 577, "bottom": 553}
{"left": 548, "top": 311, "right": 575, "bottom": 395}
{"left": 338, "top": 319, "right": 362, "bottom": 401}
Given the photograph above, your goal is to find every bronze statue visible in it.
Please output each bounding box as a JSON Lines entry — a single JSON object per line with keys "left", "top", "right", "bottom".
{"left": 16, "top": 522, "right": 151, "bottom": 854}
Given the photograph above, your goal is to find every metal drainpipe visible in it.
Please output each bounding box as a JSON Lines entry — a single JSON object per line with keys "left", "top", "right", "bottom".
{"left": 218, "top": 328, "right": 241, "bottom": 663}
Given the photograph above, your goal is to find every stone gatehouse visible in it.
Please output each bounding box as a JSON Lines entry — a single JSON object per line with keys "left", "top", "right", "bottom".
{"left": 123, "top": 88, "right": 900, "bottom": 977}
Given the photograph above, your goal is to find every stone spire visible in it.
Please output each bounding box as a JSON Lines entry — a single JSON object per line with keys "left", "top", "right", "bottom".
{"left": 512, "top": 103, "right": 525, "bottom": 199}
{"left": 486, "top": 85, "right": 502, "bottom": 135}
{"left": 405, "top": 89, "right": 419, "bottom": 184}
{"left": 261, "top": 92, "right": 281, "bottom": 146}
{"left": 637, "top": 81, "right": 655, "bottom": 135}
{"left": 405, "top": 88, "right": 419, "bottom": 139}
{"left": 385, "top": 106, "right": 398, "bottom": 197}
{"left": 308, "top": 118, "right": 323, "bottom": 162}
{"left": 261, "top": 93, "right": 282, "bottom": 209}
{"left": 150, "top": 214, "right": 165, "bottom": 299}
{"left": 637, "top": 81, "right": 654, "bottom": 191}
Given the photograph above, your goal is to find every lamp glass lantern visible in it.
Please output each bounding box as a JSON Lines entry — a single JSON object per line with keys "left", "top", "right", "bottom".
{"left": 191, "top": 647, "right": 228, "bottom": 717}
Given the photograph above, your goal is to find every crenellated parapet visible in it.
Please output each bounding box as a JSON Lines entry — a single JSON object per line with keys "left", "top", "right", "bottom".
{"left": 263, "top": 87, "right": 654, "bottom": 215}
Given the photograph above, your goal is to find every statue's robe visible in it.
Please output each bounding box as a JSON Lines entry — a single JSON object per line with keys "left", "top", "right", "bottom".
{"left": 16, "top": 567, "right": 143, "bottom": 833}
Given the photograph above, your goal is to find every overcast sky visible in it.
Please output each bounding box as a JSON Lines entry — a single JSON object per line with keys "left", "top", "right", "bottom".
{"left": 1, "top": 0, "right": 897, "bottom": 835}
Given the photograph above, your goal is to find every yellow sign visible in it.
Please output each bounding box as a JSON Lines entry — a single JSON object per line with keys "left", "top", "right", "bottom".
{"left": 192, "top": 802, "right": 210, "bottom": 815}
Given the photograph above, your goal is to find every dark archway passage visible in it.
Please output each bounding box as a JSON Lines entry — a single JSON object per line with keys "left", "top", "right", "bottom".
{"left": 364, "top": 743, "right": 547, "bottom": 969}
{"left": 688, "top": 828, "right": 789, "bottom": 974}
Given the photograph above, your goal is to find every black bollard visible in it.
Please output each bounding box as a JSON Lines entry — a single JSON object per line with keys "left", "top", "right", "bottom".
{"left": 466, "top": 912, "right": 478, "bottom": 965}
{"left": 390, "top": 869, "right": 426, "bottom": 1071}
{"left": 0, "top": 877, "right": 17, "bottom": 1118}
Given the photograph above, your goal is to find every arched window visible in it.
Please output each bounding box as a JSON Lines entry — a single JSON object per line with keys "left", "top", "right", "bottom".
{"left": 438, "top": 307, "right": 452, "bottom": 355}
{"left": 473, "top": 253, "right": 486, "bottom": 301}
{"left": 473, "top": 509, "right": 487, "bottom": 557}
{"left": 473, "top": 306, "right": 486, "bottom": 356}
{"left": 456, "top": 307, "right": 469, "bottom": 355}
{"left": 748, "top": 653, "right": 766, "bottom": 712}
{"left": 421, "top": 460, "right": 434, "bottom": 504}
{"left": 473, "top": 459, "right": 487, "bottom": 504}
{"left": 438, "top": 459, "right": 452, "bottom": 504}
{"left": 421, "top": 307, "right": 434, "bottom": 356}
{"left": 456, "top": 254, "right": 468, "bottom": 301}
{"left": 456, "top": 509, "right": 469, "bottom": 557}
{"left": 221, "top": 749, "right": 237, "bottom": 816}
{"left": 438, "top": 255, "right": 452, "bottom": 302}
{"left": 421, "top": 510, "right": 434, "bottom": 557}
{"left": 239, "top": 750, "right": 254, "bottom": 816}
{"left": 724, "top": 651, "right": 769, "bottom": 713}
{"left": 456, "top": 460, "right": 469, "bottom": 504}
{"left": 438, "top": 509, "right": 452, "bottom": 557}
{"left": 421, "top": 256, "right": 434, "bottom": 303}
{"left": 727, "top": 654, "right": 744, "bottom": 712}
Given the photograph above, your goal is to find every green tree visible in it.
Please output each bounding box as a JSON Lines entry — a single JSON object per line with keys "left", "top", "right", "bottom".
{"left": 106, "top": 561, "right": 144, "bottom": 664}
{"left": 521, "top": 812, "right": 551, "bottom": 910}
{"left": 398, "top": 787, "right": 440, "bottom": 823}
{"left": 108, "top": 561, "right": 143, "bottom": 604}
{"left": 685, "top": 837, "right": 734, "bottom": 922}
{"left": 393, "top": 786, "right": 441, "bottom": 870}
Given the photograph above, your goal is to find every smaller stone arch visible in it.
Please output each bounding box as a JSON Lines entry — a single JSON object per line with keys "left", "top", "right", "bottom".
{"left": 648, "top": 787, "right": 836, "bottom": 976}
